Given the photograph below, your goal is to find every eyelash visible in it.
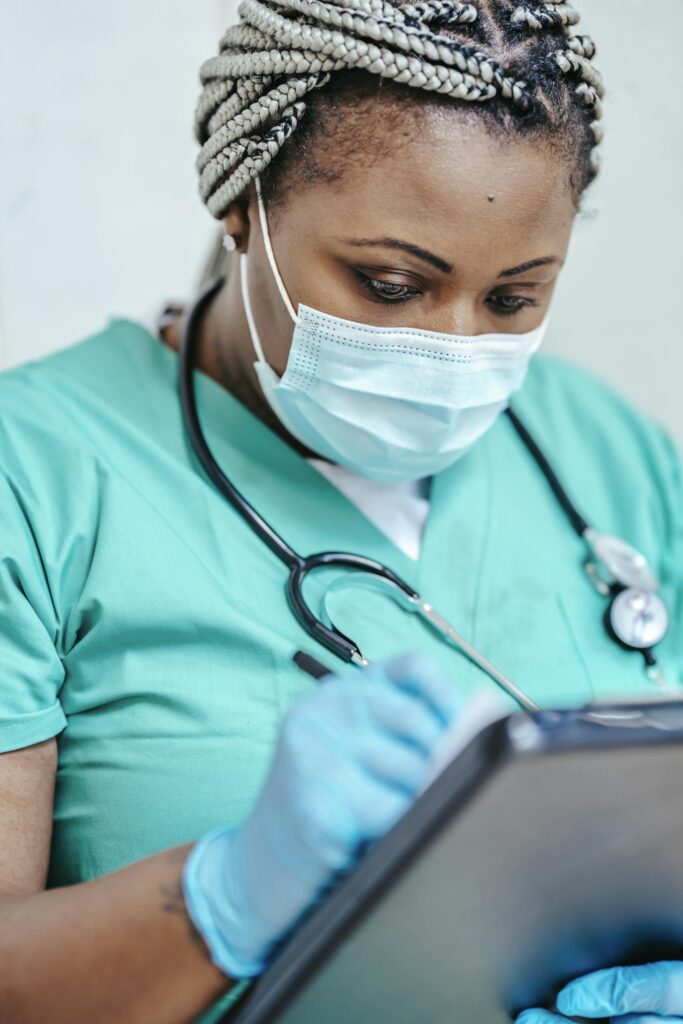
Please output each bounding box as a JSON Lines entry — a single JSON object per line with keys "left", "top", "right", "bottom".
{"left": 355, "top": 272, "right": 419, "bottom": 304}
{"left": 488, "top": 295, "right": 540, "bottom": 318}
{"left": 355, "top": 272, "right": 540, "bottom": 318}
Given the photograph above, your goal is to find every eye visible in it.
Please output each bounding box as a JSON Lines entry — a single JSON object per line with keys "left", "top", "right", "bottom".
{"left": 486, "top": 294, "right": 540, "bottom": 318}
{"left": 355, "top": 271, "right": 421, "bottom": 305}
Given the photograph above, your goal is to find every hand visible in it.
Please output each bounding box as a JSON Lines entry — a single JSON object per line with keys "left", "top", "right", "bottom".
{"left": 517, "top": 962, "right": 683, "bottom": 1023}
{"left": 182, "top": 651, "right": 460, "bottom": 978}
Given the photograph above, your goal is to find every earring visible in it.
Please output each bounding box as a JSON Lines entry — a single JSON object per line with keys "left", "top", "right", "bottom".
{"left": 223, "top": 234, "right": 237, "bottom": 252}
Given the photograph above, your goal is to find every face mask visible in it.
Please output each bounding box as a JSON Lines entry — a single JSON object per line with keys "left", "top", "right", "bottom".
{"left": 232, "top": 178, "right": 549, "bottom": 483}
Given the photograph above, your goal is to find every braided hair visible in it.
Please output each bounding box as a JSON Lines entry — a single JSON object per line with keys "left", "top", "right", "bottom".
{"left": 195, "top": 0, "right": 603, "bottom": 219}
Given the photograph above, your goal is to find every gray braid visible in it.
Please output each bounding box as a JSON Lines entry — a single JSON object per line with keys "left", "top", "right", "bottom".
{"left": 554, "top": 37, "right": 604, "bottom": 168}
{"left": 196, "top": 0, "right": 603, "bottom": 218}
{"left": 511, "top": 3, "right": 579, "bottom": 31}
{"left": 511, "top": 1, "right": 603, "bottom": 171}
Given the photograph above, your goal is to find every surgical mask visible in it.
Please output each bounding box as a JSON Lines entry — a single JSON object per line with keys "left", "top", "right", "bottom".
{"left": 232, "top": 178, "right": 549, "bottom": 483}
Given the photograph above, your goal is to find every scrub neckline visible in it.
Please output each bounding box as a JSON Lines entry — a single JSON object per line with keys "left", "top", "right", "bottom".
{"left": 129, "top": 317, "right": 433, "bottom": 577}
{"left": 127, "top": 316, "right": 495, "bottom": 637}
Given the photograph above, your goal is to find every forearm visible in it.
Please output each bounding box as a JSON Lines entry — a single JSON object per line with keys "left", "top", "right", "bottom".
{"left": 0, "top": 843, "right": 233, "bottom": 1024}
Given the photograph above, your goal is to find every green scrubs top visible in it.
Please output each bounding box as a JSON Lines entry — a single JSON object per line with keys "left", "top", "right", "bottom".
{"left": 1, "top": 319, "right": 681, "bottom": 1022}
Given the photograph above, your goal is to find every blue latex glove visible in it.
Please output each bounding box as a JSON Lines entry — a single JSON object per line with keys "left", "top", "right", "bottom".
{"left": 182, "top": 651, "right": 461, "bottom": 979}
{"left": 517, "top": 962, "right": 683, "bottom": 1023}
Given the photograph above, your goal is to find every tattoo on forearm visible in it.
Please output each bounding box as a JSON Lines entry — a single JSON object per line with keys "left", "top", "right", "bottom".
{"left": 160, "top": 877, "right": 211, "bottom": 958}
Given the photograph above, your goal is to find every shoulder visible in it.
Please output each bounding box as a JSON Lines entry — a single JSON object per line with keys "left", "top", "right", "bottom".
{"left": 517, "top": 354, "right": 679, "bottom": 490}
{"left": 0, "top": 318, "right": 161, "bottom": 423}
{"left": 0, "top": 318, "right": 177, "bottom": 635}
{"left": 0, "top": 318, "right": 173, "bottom": 554}
{"left": 520, "top": 354, "right": 672, "bottom": 455}
{"left": 0, "top": 317, "right": 172, "bottom": 465}
{"left": 513, "top": 354, "right": 682, "bottom": 585}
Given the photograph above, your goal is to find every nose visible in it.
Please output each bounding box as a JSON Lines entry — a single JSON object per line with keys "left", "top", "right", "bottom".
{"left": 430, "top": 299, "right": 481, "bottom": 337}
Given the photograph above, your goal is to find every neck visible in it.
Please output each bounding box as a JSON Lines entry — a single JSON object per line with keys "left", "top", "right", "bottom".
{"left": 161, "top": 260, "right": 318, "bottom": 461}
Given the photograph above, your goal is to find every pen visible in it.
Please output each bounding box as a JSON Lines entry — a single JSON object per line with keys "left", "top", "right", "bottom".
{"left": 292, "top": 649, "right": 334, "bottom": 681}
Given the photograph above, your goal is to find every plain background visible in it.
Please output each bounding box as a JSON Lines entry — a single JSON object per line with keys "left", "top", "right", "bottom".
{"left": 1, "top": 0, "right": 681, "bottom": 438}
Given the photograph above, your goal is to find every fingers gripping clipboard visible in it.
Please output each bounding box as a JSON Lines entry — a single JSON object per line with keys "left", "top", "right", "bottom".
{"left": 220, "top": 700, "right": 683, "bottom": 1024}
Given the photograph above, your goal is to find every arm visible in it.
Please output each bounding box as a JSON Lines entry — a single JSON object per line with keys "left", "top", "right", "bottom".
{"left": 0, "top": 739, "right": 233, "bottom": 1024}
{"left": 1, "top": 653, "right": 461, "bottom": 1024}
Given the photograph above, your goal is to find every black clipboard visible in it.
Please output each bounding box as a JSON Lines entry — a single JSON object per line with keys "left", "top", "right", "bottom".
{"left": 219, "top": 701, "right": 683, "bottom": 1023}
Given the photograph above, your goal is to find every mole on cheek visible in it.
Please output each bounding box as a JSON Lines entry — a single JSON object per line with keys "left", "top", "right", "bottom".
{"left": 488, "top": 194, "right": 496, "bottom": 203}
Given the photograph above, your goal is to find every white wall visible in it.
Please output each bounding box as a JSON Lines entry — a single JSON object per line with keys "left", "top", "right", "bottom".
{"left": 0, "top": 0, "right": 233, "bottom": 365}
{"left": 1, "top": 0, "right": 681, "bottom": 438}
{"left": 548, "top": 0, "right": 683, "bottom": 441}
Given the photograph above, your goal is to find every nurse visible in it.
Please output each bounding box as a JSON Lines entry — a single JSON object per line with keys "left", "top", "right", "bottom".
{"left": 0, "top": 1, "right": 681, "bottom": 1022}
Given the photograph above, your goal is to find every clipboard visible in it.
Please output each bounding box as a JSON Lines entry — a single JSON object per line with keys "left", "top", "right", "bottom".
{"left": 220, "top": 701, "right": 683, "bottom": 1023}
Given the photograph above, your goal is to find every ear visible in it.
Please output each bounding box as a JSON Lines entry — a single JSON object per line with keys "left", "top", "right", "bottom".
{"left": 222, "top": 194, "right": 251, "bottom": 253}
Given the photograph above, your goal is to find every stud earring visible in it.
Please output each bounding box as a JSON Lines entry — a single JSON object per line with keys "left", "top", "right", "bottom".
{"left": 223, "top": 234, "right": 237, "bottom": 252}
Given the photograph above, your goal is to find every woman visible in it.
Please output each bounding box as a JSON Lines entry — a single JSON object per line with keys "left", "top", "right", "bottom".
{"left": 0, "top": 0, "right": 681, "bottom": 1021}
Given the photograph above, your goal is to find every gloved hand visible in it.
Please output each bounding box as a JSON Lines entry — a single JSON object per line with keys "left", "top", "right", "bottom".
{"left": 182, "top": 651, "right": 460, "bottom": 979}
{"left": 516, "top": 962, "right": 683, "bottom": 1023}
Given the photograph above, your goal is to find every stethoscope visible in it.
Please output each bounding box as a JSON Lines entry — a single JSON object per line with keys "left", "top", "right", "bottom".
{"left": 177, "top": 275, "right": 672, "bottom": 710}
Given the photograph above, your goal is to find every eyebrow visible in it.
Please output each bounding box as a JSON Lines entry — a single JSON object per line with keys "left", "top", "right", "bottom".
{"left": 338, "top": 237, "right": 454, "bottom": 274}
{"left": 339, "top": 238, "right": 560, "bottom": 280}
{"left": 498, "top": 257, "right": 560, "bottom": 278}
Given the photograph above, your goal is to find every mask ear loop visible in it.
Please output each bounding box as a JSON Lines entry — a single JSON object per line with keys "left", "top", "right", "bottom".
{"left": 239, "top": 252, "right": 269, "bottom": 365}
{"left": 239, "top": 175, "right": 298, "bottom": 368}
{"left": 239, "top": 175, "right": 296, "bottom": 368}
{"left": 239, "top": 181, "right": 313, "bottom": 450}
{"left": 254, "top": 176, "right": 298, "bottom": 325}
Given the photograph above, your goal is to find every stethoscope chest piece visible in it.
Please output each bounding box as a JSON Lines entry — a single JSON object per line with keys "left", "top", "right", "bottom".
{"left": 585, "top": 528, "right": 670, "bottom": 667}
{"left": 179, "top": 286, "right": 674, "bottom": 705}
{"left": 584, "top": 528, "right": 659, "bottom": 593}
{"left": 607, "top": 587, "right": 670, "bottom": 652}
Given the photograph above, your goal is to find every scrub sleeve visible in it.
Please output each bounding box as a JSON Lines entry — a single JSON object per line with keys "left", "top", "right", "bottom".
{"left": 0, "top": 440, "right": 255, "bottom": 1019}
{"left": 0, "top": 390, "right": 110, "bottom": 752}
{"left": 0, "top": 472, "right": 66, "bottom": 752}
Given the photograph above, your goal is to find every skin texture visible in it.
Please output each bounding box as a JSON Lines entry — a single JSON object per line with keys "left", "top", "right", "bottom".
{"left": 0, "top": 740, "right": 233, "bottom": 1023}
{"left": 163, "top": 110, "right": 577, "bottom": 458}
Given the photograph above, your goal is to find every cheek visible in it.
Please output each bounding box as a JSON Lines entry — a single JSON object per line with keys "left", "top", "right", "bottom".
{"left": 246, "top": 249, "right": 297, "bottom": 372}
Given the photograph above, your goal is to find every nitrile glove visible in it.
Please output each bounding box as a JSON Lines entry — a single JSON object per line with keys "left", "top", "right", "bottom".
{"left": 516, "top": 961, "right": 683, "bottom": 1023}
{"left": 182, "top": 651, "right": 461, "bottom": 979}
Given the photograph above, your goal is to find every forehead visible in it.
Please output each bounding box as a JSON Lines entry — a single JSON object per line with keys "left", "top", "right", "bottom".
{"left": 282, "top": 114, "right": 577, "bottom": 273}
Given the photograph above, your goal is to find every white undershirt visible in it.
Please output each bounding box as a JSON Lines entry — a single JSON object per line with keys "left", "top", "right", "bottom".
{"left": 308, "top": 459, "right": 430, "bottom": 561}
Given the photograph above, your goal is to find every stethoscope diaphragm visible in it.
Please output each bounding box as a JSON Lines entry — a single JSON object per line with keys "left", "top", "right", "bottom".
{"left": 607, "top": 587, "right": 670, "bottom": 652}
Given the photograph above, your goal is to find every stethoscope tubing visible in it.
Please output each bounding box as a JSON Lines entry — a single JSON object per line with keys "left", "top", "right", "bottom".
{"left": 177, "top": 275, "right": 670, "bottom": 704}
{"left": 180, "top": 276, "right": 301, "bottom": 571}
{"left": 179, "top": 276, "right": 421, "bottom": 667}
{"left": 505, "top": 407, "right": 589, "bottom": 538}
